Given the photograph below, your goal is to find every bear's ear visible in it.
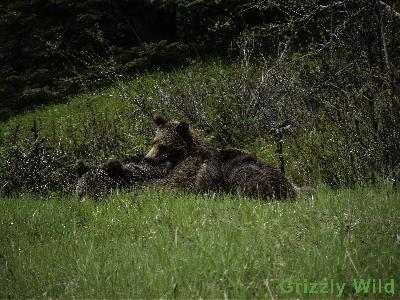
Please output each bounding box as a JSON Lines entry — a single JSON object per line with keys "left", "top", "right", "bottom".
{"left": 76, "top": 160, "right": 91, "bottom": 177}
{"left": 176, "top": 121, "right": 190, "bottom": 137}
{"left": 154, "top": 115, "right": 167, "bottom": 127}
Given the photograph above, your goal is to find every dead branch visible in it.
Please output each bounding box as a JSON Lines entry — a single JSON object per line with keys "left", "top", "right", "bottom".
{"left": 377, "top": 1, "right": 400, "bottom": 20}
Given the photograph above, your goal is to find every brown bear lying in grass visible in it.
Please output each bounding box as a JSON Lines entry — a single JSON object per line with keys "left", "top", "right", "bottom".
{"left": 75, "top": 116, "right": 312, "bottom": 200}
{"left": 145, "top": 116, "right": 310, "bottom": 200}
{"left": 75, "top": 153, "right": 167, "bottom": 198}
{"left": 217, "top": 148, "right": 297, "bottom": 199}
{"left": 144, "top": 116, "right": 223, "bottom": 193}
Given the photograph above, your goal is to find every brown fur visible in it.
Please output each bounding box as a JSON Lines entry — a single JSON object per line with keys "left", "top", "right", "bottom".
{"left": 151, "top": 156, "right": 222, "bottom": 192}
{"left": 75, "top": 153, "right": 167, "bottom": 198}
{"left": 75, "top": 169, "right": 118, "bottom": 198}
{"left": 146, "top": 117, "right": 308, "bottom": 199}
{"left": 145, "top": 116, "right": 222, "bottom": 192}
{"left": 217, "top": 148, "right": 297, "bottom": 200}
{"left": 145, "top": 116, "right": 215, "bottom": 167}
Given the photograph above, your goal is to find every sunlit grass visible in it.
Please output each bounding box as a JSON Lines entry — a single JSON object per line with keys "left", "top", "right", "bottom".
{"left": 0, "top": 187, "right": 398, "bottom": 298}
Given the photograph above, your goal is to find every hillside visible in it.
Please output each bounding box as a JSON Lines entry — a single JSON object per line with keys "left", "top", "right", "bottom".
{"left": 1, "top": 1, "right": 400, "bottom": 298}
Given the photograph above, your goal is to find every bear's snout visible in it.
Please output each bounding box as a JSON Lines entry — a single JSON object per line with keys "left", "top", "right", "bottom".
{"left": 145, "top": 146, "right": 159, "bottom": 163}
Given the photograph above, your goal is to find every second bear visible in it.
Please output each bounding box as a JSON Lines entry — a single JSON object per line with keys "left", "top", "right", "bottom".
{"left": 75, "top": 153, "right": 167, "bottom": 198}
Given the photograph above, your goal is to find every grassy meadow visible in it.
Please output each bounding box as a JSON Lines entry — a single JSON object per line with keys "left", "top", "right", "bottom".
{"left": 0, "top": 187, "right": 399, "bottom": 299}
{"left": 1, "top": 1, "right": 399, "bottom": 298}
{"left": 0, "top": 59, "right": 399, "bottom": 298}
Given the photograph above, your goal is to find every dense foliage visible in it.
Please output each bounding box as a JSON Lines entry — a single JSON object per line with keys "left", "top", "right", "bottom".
{"left": 0, "top": 0, "right": 400, "bottom": 195}
{"left": 3, "top": 0, "right": 393, "bottom": 119}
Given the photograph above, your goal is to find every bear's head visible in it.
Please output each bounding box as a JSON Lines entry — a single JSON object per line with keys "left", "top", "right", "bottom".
{"left": 145, "top": 116, "right": 194, "bottom": 166}
{"left": 75, "top": 168, "right": 118, "bottom": 198}
{"left": 76, "top": 159, "right": 125, "bottom": 180}
{"left": 75, "top": 160, "right": 122, "bottom": 198}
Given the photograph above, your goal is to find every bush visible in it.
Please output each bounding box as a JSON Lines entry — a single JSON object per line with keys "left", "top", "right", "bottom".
{"left": 1, "top": 1, "right": 399, "bottom": 195}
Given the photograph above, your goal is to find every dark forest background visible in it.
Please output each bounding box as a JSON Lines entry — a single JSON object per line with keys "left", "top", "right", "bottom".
{"left": 1, "top": 0, "right": 397, "bottom": 121}
{"left": 1, "top": 0, "right": 281, "bottom": 119}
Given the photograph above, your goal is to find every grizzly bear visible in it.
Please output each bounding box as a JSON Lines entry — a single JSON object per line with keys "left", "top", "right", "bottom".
{"left": 75, "top": 153, "right": 167, "bottom": 198}
{"left": 146, "top": 116, "right": 308, "bottom": 200}
{"left": 217, "top": 148, "right": 297, "bottom": 199}
{"left": 75, "top": 168, "right": 118, "bottom": 198}
{"left": 144, "top": 116, "right": 223, "bottom": 192}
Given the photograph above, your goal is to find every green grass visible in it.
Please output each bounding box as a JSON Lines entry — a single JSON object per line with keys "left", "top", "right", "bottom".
{"left": 0, "top": 60, "right": 399, "bottom": 298}
{"left": 0, "top": 60, "right": 236, "bottom": 164}
{"left": 0, "top": 187, "right": 399, "bottom": 299}
{"left": 0, "top": 61, "right": 231, "bottom": 140}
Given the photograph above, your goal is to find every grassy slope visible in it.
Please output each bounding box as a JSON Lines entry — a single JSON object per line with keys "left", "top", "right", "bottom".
{"left": 0, "top": 62, "right": 398, "bottom": 298}
{"left": 0, "top": 62, "right": 228, "bottom": 140}
{"left": 0, "top": 187, "right": 399, "bottom": 299}
{"left": 0, "top": 61, "right": 235, "bottom": 164}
